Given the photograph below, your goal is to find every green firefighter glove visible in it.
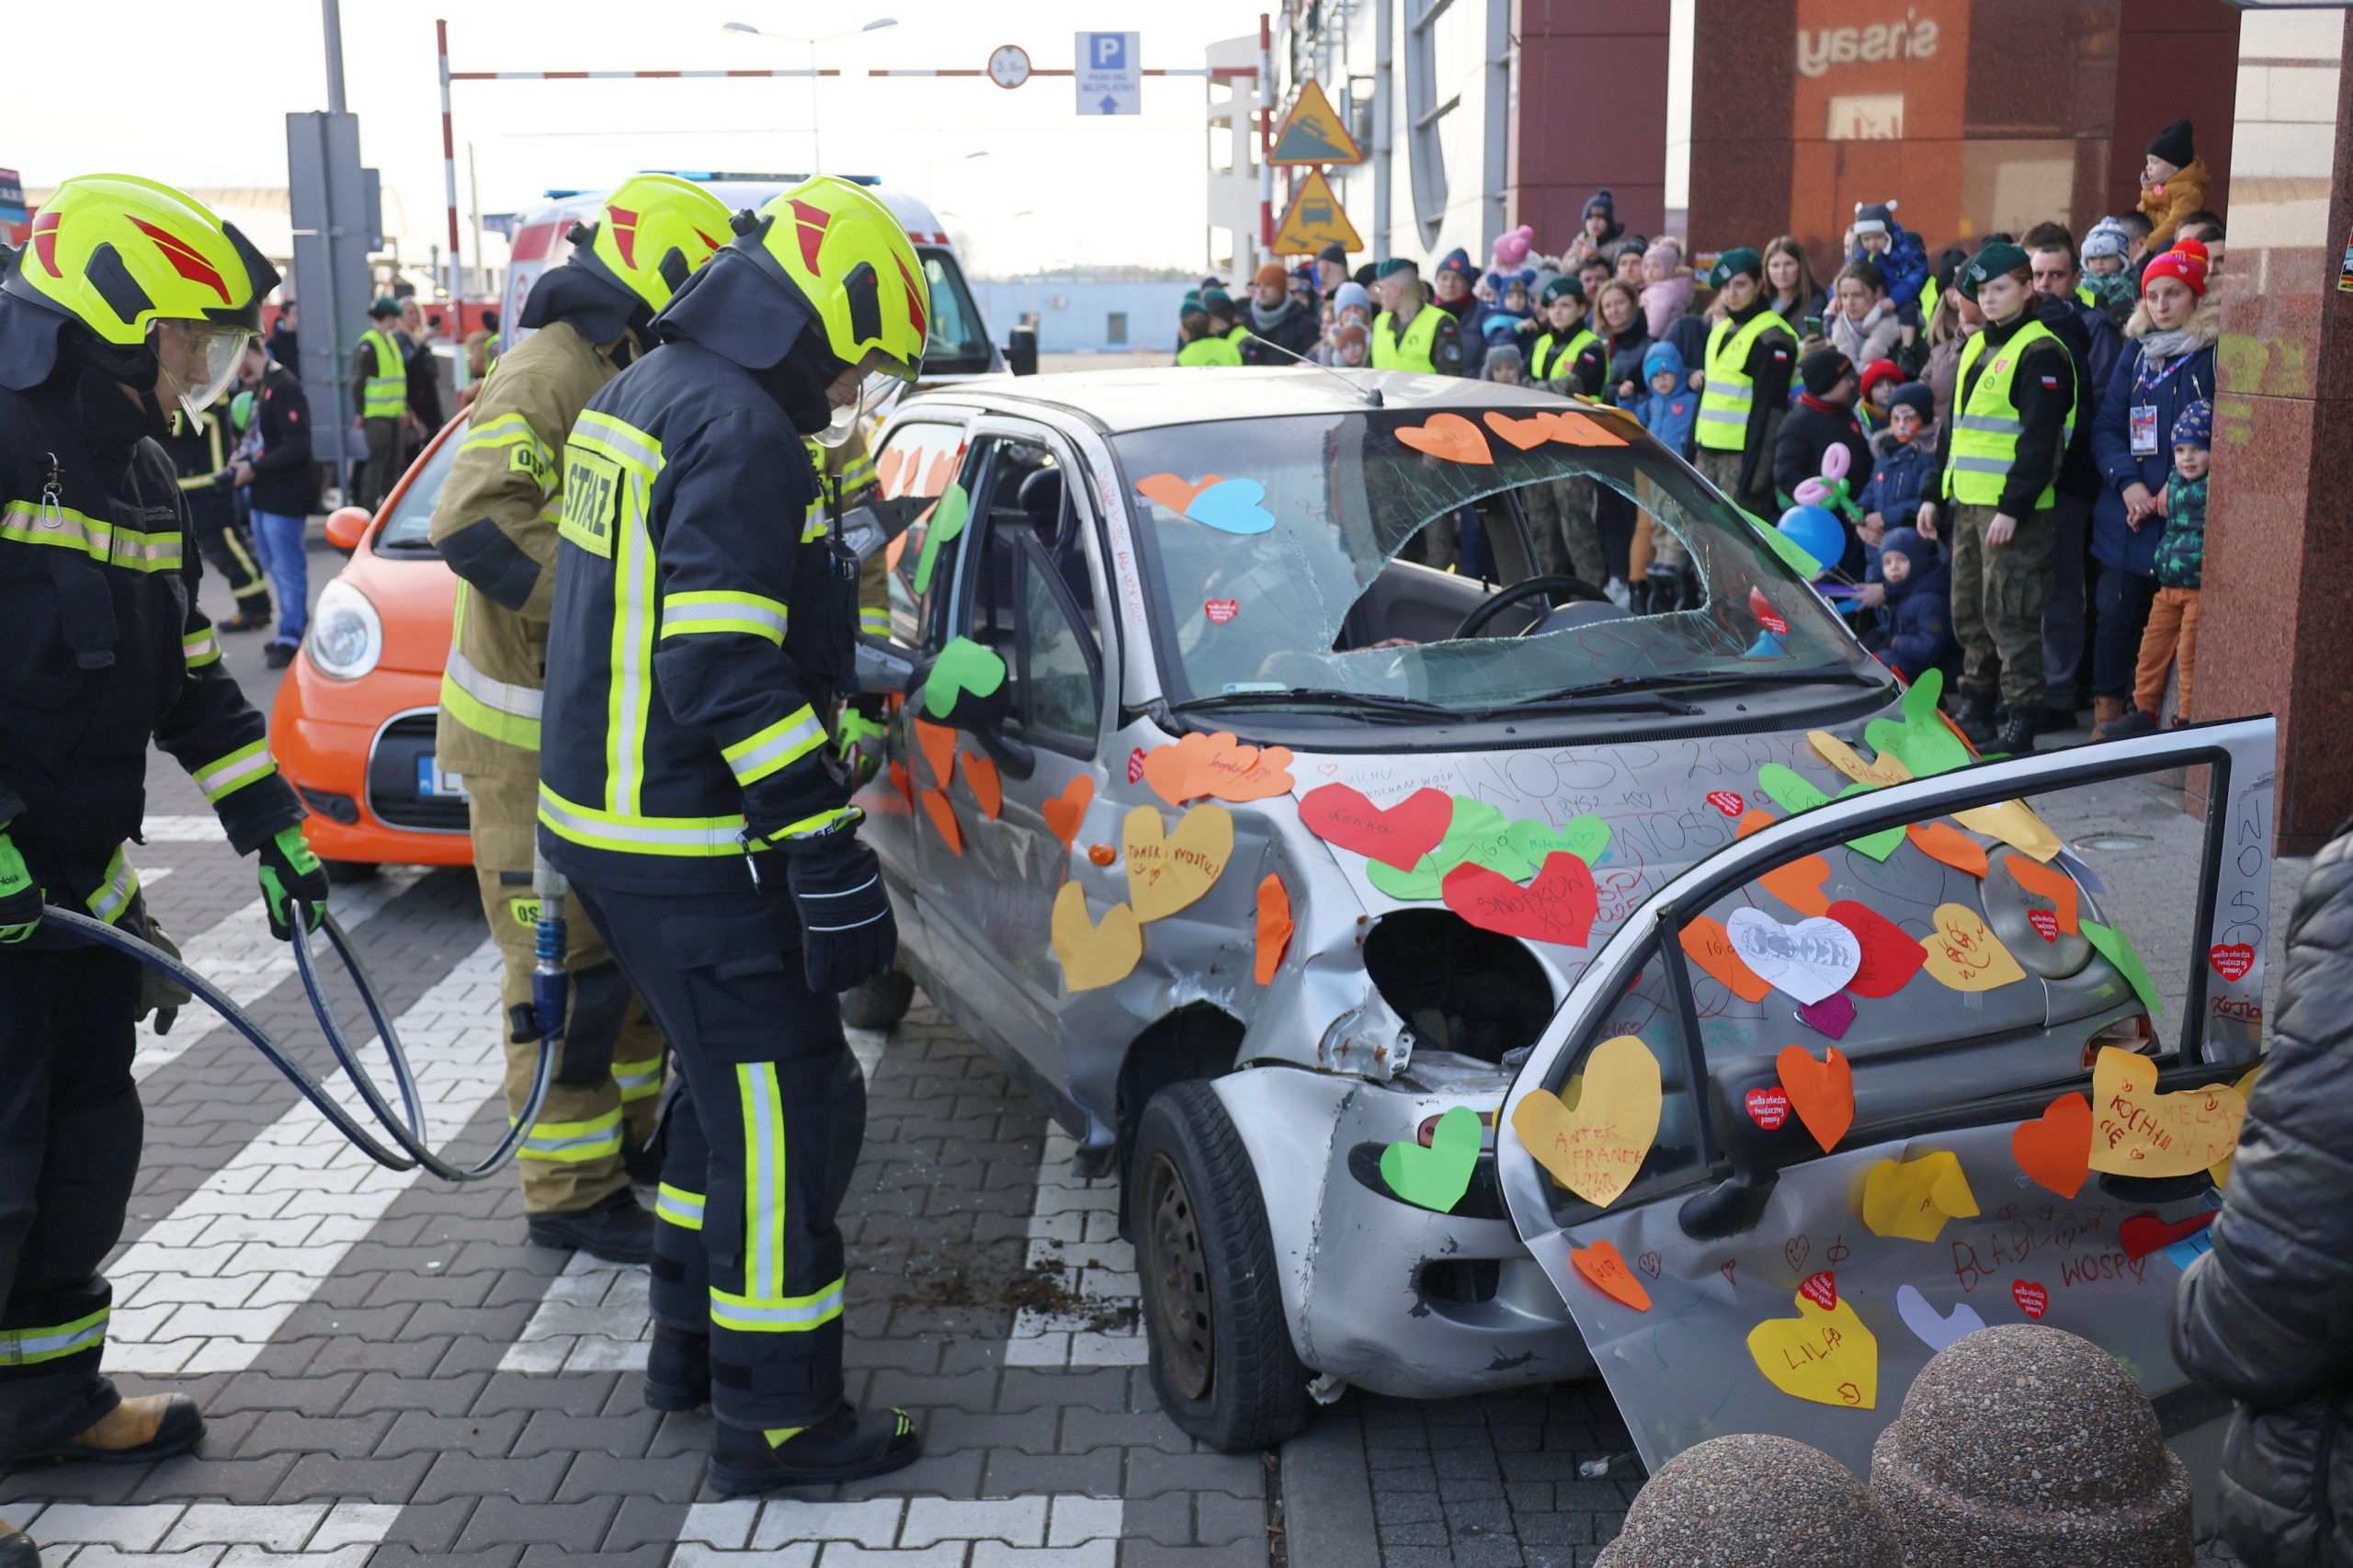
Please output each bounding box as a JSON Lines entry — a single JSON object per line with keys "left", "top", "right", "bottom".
{"left": 833, "top": 704, "right": 888, "bottom": 790}
{"left": 256, "top": 824, "right": 330, "bottom": 941}
{"left": 0, "top": 827, "right": 40, "bottom": 945}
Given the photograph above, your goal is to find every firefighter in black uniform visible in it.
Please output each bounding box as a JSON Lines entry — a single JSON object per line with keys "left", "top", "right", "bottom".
{"left": 158, "top": 398, "right": 272, "bottom": 631}
{"left": 536, "top": 176, "right": 923, "bottom": 1495}
{"left": 0, "top": 176, "right": 329, "bottom": 1534}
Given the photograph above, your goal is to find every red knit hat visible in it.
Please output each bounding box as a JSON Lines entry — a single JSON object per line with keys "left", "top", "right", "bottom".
{"left": 2143, "top": 243, "right": 2208, "bottom": 298}
{"left": 1859, "top": 358, "right": 1903, "bottom": 402}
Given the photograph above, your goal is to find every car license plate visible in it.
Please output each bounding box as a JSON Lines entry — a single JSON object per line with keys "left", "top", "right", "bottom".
{"left": 416, "top": 755, "right": 469, "bottom": 801}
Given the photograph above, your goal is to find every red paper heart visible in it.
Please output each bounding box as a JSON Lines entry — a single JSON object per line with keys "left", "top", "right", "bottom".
{"left": 1799, "top": 1271, "right": 1837, "bottom": 1312}
{"left": 2119, "top": 1210, "right": 2217, "bottom": 1261}
{"left": 2011, "top": 1279, "right": 2049, "bottom": 1320}
{"left": 1299, "top": 784, "right": 1454, "bottom": 871}
{"left": 1707, "top": 790, "right": 1745, "bottom": 817}
{"left": 2028, "top": 908, "right": 2060, "bottom": 942}
{"left": 1127, "top": 748, "right": 1147, "bottom": 784}
{"left": 1748, "top": 585, "right": 1790, "bottom": 636}
{"left": 1826, "top": 900, "right": 1927, "bottom": 998}
{"left": 1745, "top": 1086, "right": 1790, "bottom": 1130}
{"left": 1204, "top": 599, "right": 1239, "bottom": 625}
{"left": 1440, "top": 853, "right": 1598, "bottom": 947}
{"left": 2209, "top": 943, "right": 2256, "bottom": 983}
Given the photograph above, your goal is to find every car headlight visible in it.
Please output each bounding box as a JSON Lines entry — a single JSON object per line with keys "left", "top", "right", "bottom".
{"left": 307, "top": 577, "right": 383, "bottom": 680}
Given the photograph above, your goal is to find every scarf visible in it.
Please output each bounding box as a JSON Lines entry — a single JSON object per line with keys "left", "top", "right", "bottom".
{"left": 1249, "top": 297, "right": 1298, "bottom": 333}
{"left": 2136, "top": 324, "right": 2202, "bottom": 363}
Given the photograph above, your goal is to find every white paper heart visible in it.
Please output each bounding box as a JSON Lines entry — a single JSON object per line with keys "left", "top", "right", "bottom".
{"left": 1725, "top": 907, "right": 1862, "bottom": 1006}
{"left": 1894, "top": 1282, "right": 1984, "bottom": 1352}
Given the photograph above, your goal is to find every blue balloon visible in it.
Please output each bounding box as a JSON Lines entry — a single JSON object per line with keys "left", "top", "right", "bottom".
{"left": 1776, "top": 505, "right": 1845, "bottom": 579}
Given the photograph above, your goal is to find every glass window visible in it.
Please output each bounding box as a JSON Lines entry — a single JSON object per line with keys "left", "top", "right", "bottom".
{"left": 1021, "top": 558, "right": 1099, "bottom": 742}
{"left": 1107, "top": 311, "right": 1129, "bottom": 347}
{"left": 917, "top": 249, "right": 994, "bottom": 377}
{"left": 375, "top": 427, "right": 459, "bottom": 551}
{"left": 876, "top": 419, "right": 970, "bottom": 645}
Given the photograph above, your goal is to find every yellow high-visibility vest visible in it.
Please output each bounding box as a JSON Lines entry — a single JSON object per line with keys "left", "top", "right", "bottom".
{"left": 1944, "top": 322, "right": 2075, "bottom": 510}
{"left": 1695, "top": 311, "right": 1792, "bottom": 451}
{"left": 359, "top": 327, "right": 407, "bottom": 420}
{"left": 1177, "top": 335, "right": 1244, "bottom": 367}
{"left": 1370, "top": 308, "right": 1443, "bottom": 372}
{"left": 1530, "top": 328, "right": 1598, "bottom": 384}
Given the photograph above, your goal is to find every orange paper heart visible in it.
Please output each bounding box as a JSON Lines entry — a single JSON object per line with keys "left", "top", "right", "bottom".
{"left": 961, "top": 751, "right": 1002, "bottom": 820}
{"left": 2002, "top": 853, "right": 2080, "bottom": 935}
{"left": 1135, "top": 472, "right": 1223, "bottom": 516}
{"left": 1571, "top": 1238, "right": 1652, "bottom": 1312}
{"left": 1483, "top": 410, "right": 1556, "bottom": 451}
{"left": 1680, "top": 915, "right": 1773, "bottom": 1003}
{"left": 2012, "top": 1091, "right": 2093, "bottom": 1199}
{"left": 920, "top": 449, "right": 958, "bottom": 499}
{"left": 1777, "top": 1044, "right": 1855, "bottom": 1153}
{"left": 876, "top": 447, "right": 907, "bottom": 499}
{"left": 1907, "top": 821, "right": 1988, "bottom": 878}
{"left": 1393, "top": 413, "right": 1493, "bottom": 465}
{"left": 1547, "top": 409, "right": 1629, "bottom": 448}
{"left": 914, "top": 720, "right": 957, "bottom": 789}
{"left": 1255, "top": 874, "right": 1293, "bottom": 986}
{"left": 1043, "top": 774, "right": 1095, "bottom": 849}
{"left": 1737, "top": 812, "right": 1833, "bottom": 917}
{"left": 921, "top": 788, "right": 962, "bottom": 855}
{"left": 1141, "top": 731, "right": 1294, "bottom": 806}
{"left": 887, "top": 759, "right": 914, "bottom": 810}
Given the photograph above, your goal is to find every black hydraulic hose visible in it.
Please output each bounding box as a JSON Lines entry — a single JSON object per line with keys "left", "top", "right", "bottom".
{"left": 43, "top": 903, "right": 553, "bottom": 1180}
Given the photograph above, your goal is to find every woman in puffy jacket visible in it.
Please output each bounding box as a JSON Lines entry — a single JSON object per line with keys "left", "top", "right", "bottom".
{"left": 2174, "top": 821, "right": 2353, "bottom": 1568}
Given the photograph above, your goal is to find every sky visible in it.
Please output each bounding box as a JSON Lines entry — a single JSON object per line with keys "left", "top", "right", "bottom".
{"left": 9, "top": 0, "right": 1268, "bottom": 278}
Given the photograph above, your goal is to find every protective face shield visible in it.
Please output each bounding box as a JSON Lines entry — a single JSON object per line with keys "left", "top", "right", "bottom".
{"left": 813, "top": 361, "right": 906, "bottom": 449}
{"left": 153, "top": 318, "right": 256, "bottom": 422}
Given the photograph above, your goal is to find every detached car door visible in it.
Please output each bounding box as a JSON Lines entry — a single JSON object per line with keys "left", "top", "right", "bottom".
{"left": 1495, "top": 720, "right": 2277, "bottom": 1475}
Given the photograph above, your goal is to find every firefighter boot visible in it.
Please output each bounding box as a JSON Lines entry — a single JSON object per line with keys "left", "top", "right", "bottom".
{"left": 643, "top": 1325, "right": 711, "bottom": 1412}
{"left": 15, "top": 1394, "right": 203, "bottom": 1465}
{"left": 708, "top": 1404, "right": 922, "bottom": 1496}
{"left": 526, "top": 1187, "right": 655, "bottom": 1266}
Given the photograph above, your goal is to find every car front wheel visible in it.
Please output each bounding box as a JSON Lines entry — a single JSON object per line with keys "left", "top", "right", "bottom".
{"left": 1131, "top": 1081, "right": 1311, "bottom": 1452}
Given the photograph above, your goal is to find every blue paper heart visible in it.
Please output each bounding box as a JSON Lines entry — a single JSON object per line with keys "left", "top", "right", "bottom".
{"left": 1185, "top": 478, "right": 1275, "bottom": 535}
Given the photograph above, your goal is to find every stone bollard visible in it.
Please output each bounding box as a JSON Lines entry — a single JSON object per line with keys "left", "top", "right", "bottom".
{"left": 1597, "top": 1432, "right": 1904, "bottom": 1567}
{"left": 1870, "top": 1324, "right": 2192, "bottom": 1567}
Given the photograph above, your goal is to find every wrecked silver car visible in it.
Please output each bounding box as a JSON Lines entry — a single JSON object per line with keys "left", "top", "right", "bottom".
{"left": 843, "top": 368, "right": 2273, "bottom": 1459}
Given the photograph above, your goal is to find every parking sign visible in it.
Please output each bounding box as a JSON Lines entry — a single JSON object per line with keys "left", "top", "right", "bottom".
{"left": 1074, "top": 31, "right": 1140, "bottom": 116}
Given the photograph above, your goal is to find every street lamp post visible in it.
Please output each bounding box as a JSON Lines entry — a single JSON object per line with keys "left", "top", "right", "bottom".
{"left": 720, "top": 17, "right": 897, "bottom": 174}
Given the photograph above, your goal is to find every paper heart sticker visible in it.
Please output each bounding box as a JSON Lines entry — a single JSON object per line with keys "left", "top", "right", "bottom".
{"left": 921, "top": 788, "right": 963, "bottom": 855}
{"left": 1369, "top": 798, "right": 1531, "bottom": 901}
{"left": 1204, "top": 598, "right": 1239, "bottom": 625}
{"left": 1298, "top": 783, "right": 1454, "bottom": 871}
{"left": 1808, "top": 731, "right": 1914, "bottom": 789}
{"left": 1135, "top": 472, "right": 1222, "bottom": 516}
{"left": 1483, "top": 410, "right": 1556, "bottom": 451}
{"left": 1442, "top": 852, "right": 1599, "bottom": 947}
{"left": 960, "top": 751, "right": 1002, "bottom": 820}
{"left": 875, "top": 447, "right": 907, "bottom": 500}
{"left": 1894, "top": 1284, "right": 1984, "bottom": 1352}
{"left": 1824, "top": 900, "right": 1927, "bottom": 998}
{"left": 1381, "top": 1104, "right": 1482, "bottom": 1213}
{"left": 1186, "top": 477, "right": 1277, "bottom": 535}
{"left": 2083, "top": 920, "right": 2164, "bottom": 1018}
{"left": 1502, "top": 813, "right": 1612, "bottom": 869}
{"left": 1142, "top": 731, "right": 1295, "bottom": 807}
{"left": 1906, "top": 821, "right": 1989, "bottom": 878}
{"left": 1510, "top": 1034, "right": 1663, "bottom": 1208}
{"left": 1727, "top": 908, "right": 1861, "bottom": 1006}
{"left": 1756, "top": 763, "right": 1905, "bottom": 861}
{"left": 911, "top": 481, "right": 971, "bottom": 595}
{"left": 1861, "top": 1150, "right": 1980, "bottom": 1242}
{"left": 2012, "top": 1092, "right": 2094, "bottom": 1199}
{"left": 1777, "top": 1044, "right": 1855, "bottom": 1153}
{"left": 1746, "top": 1087, "right": 1790, "bottom": 1129}
{"left": 1707, "top": 790, "right": 1745, "bottom": 817}
{"left": 2209, "top": 943, "right": 2256, "bottom": 983}
{"left": 1254, "top": 874, "right": 1293, "bottom": 986}
{"left": 1123, "top": 803, "right": 1235, "bottom": 923}
{"left": 1393, "top": 412, "right": 1494, "bottom": 465}
{"left": 1748, "top": 585, "right": 1790, "bottom": 636}
{"left": 2210, "top": 1065, "right": 2259, "bottom": 1189}
{"left": 886, "top": 759, "right": 914, "bottom": 810}
{"left": 1735, "top": 809, "right": 1834, "bottom": 917}
{"left": 1919, "top": 902, "right": 2028, "bottom": 993}
{"left": 1546, "top": 409, "right": 1628, "bottom": 448}
{"left": 2011, "top": 1279, "right": 2049, "bottom": 1320}
{"left": 1953, "top": 800, "right": 2062, "bottom": 863}
{"left": 1050, "top": 881, "right": 1142, "bottom": 992}
{"left": 1747, "top": 1287, "right": 1878, "bottom": 1410}
{"left": 1799, "top": 1270, "right": 1838, "bottom": 1311}
{"left": 924, "top": 636, "right": 1006, "bottom": 721}
{"left": 920, "top": 447, "right": 961, "bottom": 498}
{"left": 2088, "top": 1048, "right": 2246, "bottom": 1176}
{"left": 1795, "top": 993, "right": 1855, "bottom": 1040}
{"left": 914, "top": 719, "right": 958, "bottom": 789}
{"left": 1679, "top": 915, "right": 1774, "bottom": 1004}
{"left": 1571, "top": 1238, "right": 1653, "bottom": 1312}
{"left": 1889, "top": 669, "right": 1974, "bottom": 778}
{"left": 2120, "top": 1210, "right": 2217, "bottom": 1261}
{"left": 1043, "top": 774, "right": 1095, "bottom": 849}
{"left": 2002, "top": 853, "right": 2080, "bottom": 935}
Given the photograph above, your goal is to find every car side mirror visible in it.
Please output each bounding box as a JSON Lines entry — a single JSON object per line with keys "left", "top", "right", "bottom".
{"left": 324, "top": 505, "right": 370, "bottom": 553}
{"left": 1006, "top": 325, "right": 1039, "bottom": 378}
{"left": 1678, "top": 1053, "right": 1813, "bottom": 1240}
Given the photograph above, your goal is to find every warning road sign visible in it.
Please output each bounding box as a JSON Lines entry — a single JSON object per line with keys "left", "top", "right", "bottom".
{"left": 1270, "top": 79, "right": 1363, "bottom": 166}
{"left": 1272, "top": 169, "right": 1362, "bottom": 256}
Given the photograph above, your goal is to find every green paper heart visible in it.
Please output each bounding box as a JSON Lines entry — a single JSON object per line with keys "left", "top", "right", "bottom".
{"left": 1868, "top": 668, "right": 1972, "bottom": 779}
{"left": 2083, "top": 919, "right": 2165, "bottom": 1019}
{"left": 911, "top": 481, "right": 971, "bottom": 596}
{"left": 923, "top": 634, "right": 1005, "bottom": 719}
{"left": 1756, "top": 764, "right": 1906, "bottom": 862}
{"left": 1503, "top": 813, "right": 1613, "bottom": 869}
{"left": 1379, "top": 1105, "right": 1482, "bottom": 1213}
{"left": 1365, "top": 797, "right": 1531, "bottom": 901}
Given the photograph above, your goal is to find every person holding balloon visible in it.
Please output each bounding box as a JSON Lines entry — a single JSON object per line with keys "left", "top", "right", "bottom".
{"left": 1773, "top": 348, "right": 1871, "bottom": 570}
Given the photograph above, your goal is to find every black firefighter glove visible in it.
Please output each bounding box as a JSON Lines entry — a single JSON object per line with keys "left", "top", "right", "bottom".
{"left": 781, "top": 823, "right": 898, "bottom": 995}
{"left": 256, "top": 824, "right": 331, "bottom": 941}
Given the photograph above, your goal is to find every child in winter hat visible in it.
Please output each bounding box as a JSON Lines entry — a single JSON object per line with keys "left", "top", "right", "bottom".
{"left": 2107, "top": 397, "right": 2212, "bottom": 738}
{"left": 1638, "top": 236, "right": 1694, "bottom": 338}
{"left": 2138, "top": 119, "right": 2209, "bottom": 250}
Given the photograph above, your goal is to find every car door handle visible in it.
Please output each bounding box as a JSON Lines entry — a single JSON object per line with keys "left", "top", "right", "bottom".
{"left": 980, "top": 729, "right": 1037, "bottom": 781}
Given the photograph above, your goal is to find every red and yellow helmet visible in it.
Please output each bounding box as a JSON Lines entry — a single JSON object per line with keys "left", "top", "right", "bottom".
{"left": 741, "top": 176, "right": 929, "bottom": 386}
{"left": 570, "top": 174, "right": 732, "bottom": 315}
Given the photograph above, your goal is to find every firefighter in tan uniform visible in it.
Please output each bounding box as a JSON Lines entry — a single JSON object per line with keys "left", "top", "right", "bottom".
{"left": 428, "top": 175, "right": 733, "bottom": 1262}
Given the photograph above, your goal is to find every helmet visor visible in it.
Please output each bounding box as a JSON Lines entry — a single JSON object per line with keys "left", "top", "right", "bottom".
{"left": 153, "top": 319, "right": 254, "bottom": 421}
{"left": 813, "top": 366, "right": 907, "bottom": 449}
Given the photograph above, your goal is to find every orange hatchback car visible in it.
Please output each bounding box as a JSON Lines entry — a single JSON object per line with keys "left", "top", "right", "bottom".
{"left": 270, "top": 415, "right": 472, "bottom": 876}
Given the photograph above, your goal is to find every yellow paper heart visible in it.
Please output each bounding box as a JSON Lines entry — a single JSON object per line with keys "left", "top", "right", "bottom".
{"left": 1918, "top": 902, "right": 2028, "bottom": 993}
{"left": 1509, "top": 1035, "right": 1662, "bottom": 1209}
{"left": 1123, "top": 803, "right": 1235, "bottom": 923}
{"left": 2088, "top": 1047, "right": 2248, "bottom": 1177}
{"left": 1746, "top": 1290, "right": 1879, "bottom": 1411}
{"left": 1050, "top": 882, "right": 1142, "bottom": 993}
{"left": 2209, "top": 1064, "right": 2260, "bottom": 1189}
{"left": 1953, "top": 800, "right": 2062, "bottom": 862}
{"left": 1807, "top": 732, "right": 1914, "bottom": 788}
{"left": 1860, "top": 1150, "right": 1981, "bottom": 1242}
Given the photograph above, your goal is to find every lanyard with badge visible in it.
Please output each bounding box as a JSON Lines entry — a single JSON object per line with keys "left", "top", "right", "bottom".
{"left": 2129, "top": 353, "right": 2203, "bottom": 459}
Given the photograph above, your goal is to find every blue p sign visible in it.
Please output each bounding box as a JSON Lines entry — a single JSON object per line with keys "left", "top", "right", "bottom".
{"left": 1092, "top": 33, "right": 1126, "bottom": 70}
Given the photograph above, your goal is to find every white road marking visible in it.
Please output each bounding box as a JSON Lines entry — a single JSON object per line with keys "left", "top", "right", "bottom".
{"left": 1006, "top": 1127, "right": 1144, "bottom": 1368}
{"left": 10, "top": 1498, "right": 398, "bottom": 1566}
{"left": 676, "top": 1494, "right": 1120, "bottom": 1565}
{"left": 103, "top": 940, "right": 506, "bottom": 1375}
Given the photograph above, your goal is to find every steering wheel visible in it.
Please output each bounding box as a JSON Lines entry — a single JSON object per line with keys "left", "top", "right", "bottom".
{"left": 1455, "top": 575, "right": 1615, "bottom": 639}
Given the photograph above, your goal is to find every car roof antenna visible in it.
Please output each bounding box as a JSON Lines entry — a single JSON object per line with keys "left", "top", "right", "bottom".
{"left": 1245, "top": 335, "right": 1383, "bottom": 407}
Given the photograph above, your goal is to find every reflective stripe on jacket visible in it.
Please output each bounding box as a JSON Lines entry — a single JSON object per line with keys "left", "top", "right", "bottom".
{"left": 1696, "top": 311, "right": 1791, "bottom": 451}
